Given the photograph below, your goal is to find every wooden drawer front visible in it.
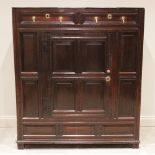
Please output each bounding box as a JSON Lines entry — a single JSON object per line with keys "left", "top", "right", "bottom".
{"left": 101, "top": 125, "right": 134, "bottom": 136}
{"left": 62, "top": 125, "right": 95, "bottom": 136}
{"left": 82, "top": 13, "right": 138, "bottom": 25}
{"left": 23, "top": 125, "right": 56, "bottom": 136}
{"left": 20, "top": 13, "right": 137, "bottom": 26}
{"left": 18, "top": 10, "right": 139, "bottom": 27}
{"left": 20, "top": 13, "right": 75, "bottom": 26}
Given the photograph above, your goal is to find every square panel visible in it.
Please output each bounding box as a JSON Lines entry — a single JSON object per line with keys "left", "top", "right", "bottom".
{"left": 81, "top": 80, "right": 106, "bottom": 112}
{"left": 51, "top": 39, "right": 77, "bottom": 73}
{"left": 51, "top": 79, "right": 76, "bottom": 112}
{"left": 80, "top": 39, "right": 108, "bottom": 73}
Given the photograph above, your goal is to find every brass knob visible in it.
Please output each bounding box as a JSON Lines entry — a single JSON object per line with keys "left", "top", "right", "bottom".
{"left": 59, "top": 16, "right": 63, "bottom": 23}
{"left": 32, "top": 16, "right": 36, "bottom": 22}
{"left": 94, "top": 16, "right": 99, "bottom": 23}
{"left": 107, "top": 13, "right": 112, "bottom": 20}
{"left": 106, "top": 69, "right": 111, "bottom": 73}
{"left": 106, "top": 76, "right": 111, "bottom": 82}
{"left": 45, "top": 13, "right": 50, "bottom": 19}
{"left": 121, "top": 16, "right": 126, "bottom": 24}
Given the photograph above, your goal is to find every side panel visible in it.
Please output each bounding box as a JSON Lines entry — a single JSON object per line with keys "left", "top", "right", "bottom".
{"left": 119, "top": 32, "right": 138, "bottom": 72}
{"left": 20, "top": 33, "right": 38, "bottom": 72}
{"left": 118, "top": 79, "right": 136, "bottom": 117}
{"left": 22, "top": 79, "right": 39, "bottom": 117}
{"left": 117, "top": 32, "right": 138, "bottom": 119}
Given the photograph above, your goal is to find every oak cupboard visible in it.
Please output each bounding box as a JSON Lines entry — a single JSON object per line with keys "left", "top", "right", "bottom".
{"left": 12, "top": 8, "right": 145, "bottom": 149}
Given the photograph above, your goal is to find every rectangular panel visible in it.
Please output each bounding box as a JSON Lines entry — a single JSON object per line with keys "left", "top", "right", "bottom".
{"left": 51, "top": 39, "right": 77, "bottom": 73}
{"left": 81, "top": 80, "right": 105, "bottom": 112}
{"left": 118, "top": 79, "right": 136, "bottom": 117}
{"left": 41, "top": 32, "right": 50, "bottom": 71}
{"left": 119, "top": 32, "right": 138, "bottom": 72}
{"left": 101, "top": 125, "right": 134, "bottom": 135}
{"left": 51, "top": 79, "right": 76, "bottom": 111}
{"left": 80, "top": 38, "right": 108, "bottom": 73}
{"left": 63, "top": 125, "right": 94, "bottom": 136}
{"left": 21, "top": 33, "right": 38, "bottom": 71}
{"left": 22, "top": 80, "right": 39, "bottom": 117}
{"left": 23, "top": 125, "right": 55, "bottom": 135}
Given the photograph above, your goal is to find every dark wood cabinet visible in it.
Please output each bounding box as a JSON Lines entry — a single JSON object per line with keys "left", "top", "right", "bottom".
{"left": 12, "top": 8, "right": 144, "bottom": 149}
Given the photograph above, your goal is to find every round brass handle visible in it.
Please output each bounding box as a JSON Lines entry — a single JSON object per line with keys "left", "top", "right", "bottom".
{"left": 106, "top": 76, "right": 111, "bottom": 82}
{"left": 107, "top": 13, "right": 112, "bottom": 20}
{"left": 45, "top": 13, "right": 50, "bottom": 19}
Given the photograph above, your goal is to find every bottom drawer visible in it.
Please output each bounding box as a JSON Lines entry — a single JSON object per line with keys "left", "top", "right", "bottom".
{"left": 22, "top": 123, "right": 134, "bottom": 140}
{"left": 23, "top": 125, "right": 56, "bottom": 139}
{"left": 101, "top": 125, "right": 134, "bottom": 136}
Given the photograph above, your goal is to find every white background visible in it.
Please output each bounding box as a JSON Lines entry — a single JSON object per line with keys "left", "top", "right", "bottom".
{"left": 0, "top": 0, "right": 155, "bottom": 127}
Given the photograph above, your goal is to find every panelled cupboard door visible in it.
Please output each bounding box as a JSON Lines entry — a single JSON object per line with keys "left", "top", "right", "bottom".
{"left": 48, "top": 33, "right": 113, "bottom": 118}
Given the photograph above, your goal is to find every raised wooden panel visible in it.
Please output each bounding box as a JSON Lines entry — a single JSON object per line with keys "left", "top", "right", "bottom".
{"left": 51, "top": 79, "right": 76, "bottom": 111}
{"left": 51, "top": 39, "right": 76, "bottom": 73}
{"left": 22, "top": 80, "right": 39, "bottom": 117}
{"left": 119, "top": 32, "right": 138, "bottom": 72}
{"left": 81, "top": 80, "right": 106, "bottom": 112}
{"left": 118, "top": 79, "right": 136, "bottom": 117}
{"left": 80, "top": 39, "right": 107, "bottom": 73}
{"left": 21, "top": 33, "right": 38, "bottom": 71}
{"left": 41, "top": 32, "right": 50, "bottom": 72}
{"left": 62, "top": 125, "right": 94, "bottom": 136}
{"left": 23, "top": 125, "right": 55, "bottom": 135}
{"left": 101, "top": 125, "right": 134, "bottom": 135}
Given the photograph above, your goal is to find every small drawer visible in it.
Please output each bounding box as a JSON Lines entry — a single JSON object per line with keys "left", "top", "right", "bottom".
{"left": 82, "top": 13, "right": 138, "bottom": 25}
{"left": 20, "top": 13, "right": 75, "bottom": 26}
{"left": 19, "top": 12, "right": 138, "bottom": 27}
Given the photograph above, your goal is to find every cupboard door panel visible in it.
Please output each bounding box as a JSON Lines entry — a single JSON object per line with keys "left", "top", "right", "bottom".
{"left": 80, "top": 79, "right": 111, "bottom": 116}
{"left": 20, "top": 33, "right": 38, "bottom": 72}
{"left": 80, "top": 38, "right": 108, "bottom": 73}
{"left": 81, "top": 80, "right": 105, "bottom": 111}
{"left": 118, "top": 79, "right": 136, "bottom": 117}
{"left": 119, "top": 32, "right": 138, "bottom": 72}
{"left": 51, "top": 39, "right": 77, "bottom": 74}
{"left": 22, "top": 79, "right": 39, "bottom": 117}
{"left": 51, "top": 79, "right": 76, "bottom": 112}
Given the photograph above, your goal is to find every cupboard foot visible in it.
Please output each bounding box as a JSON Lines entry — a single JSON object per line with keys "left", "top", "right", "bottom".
{"left": 132, "top": 143, "right": 139, "bottom": 149}
{"left": 17, "top": 144, "right": 25, "bottom": 149}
